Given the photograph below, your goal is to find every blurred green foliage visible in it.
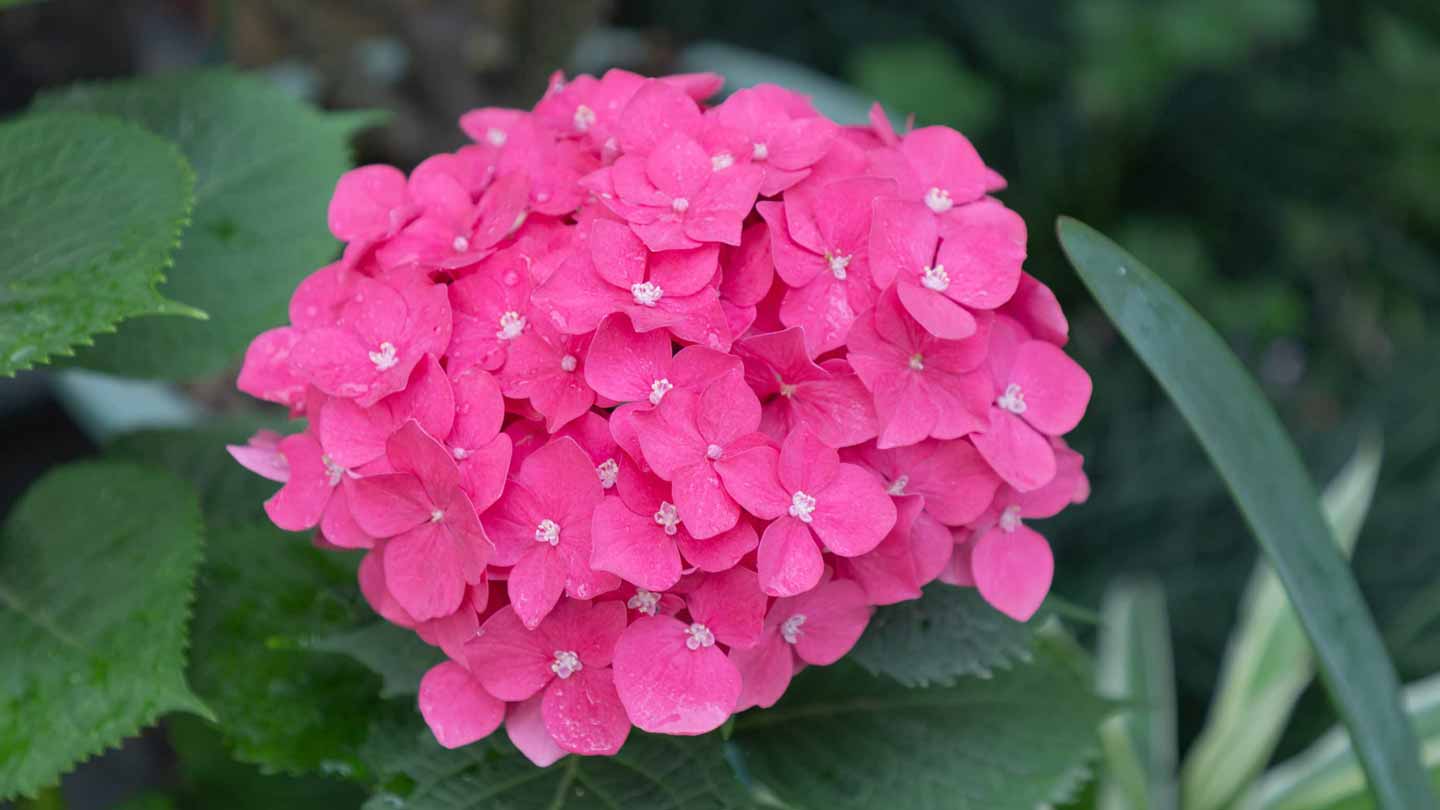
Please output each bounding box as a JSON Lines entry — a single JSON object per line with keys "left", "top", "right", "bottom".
{"left": 623, "top": 0, "right": 1440, "bottom": 761}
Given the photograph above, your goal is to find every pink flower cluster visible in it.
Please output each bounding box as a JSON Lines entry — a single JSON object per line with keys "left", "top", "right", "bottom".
{"left": 230, "top": 69, "right": 1092, "bottom": 764}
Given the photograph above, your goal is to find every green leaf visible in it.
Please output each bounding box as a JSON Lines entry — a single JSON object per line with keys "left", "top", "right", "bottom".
{"left": 361, "top": 701, "right": 756, "bottom": 810}
{"left": 733, "top": 631, "right": 1109, "bottom": 810}
{"left": 1095, "top": 579, "right": 1177, "bottom": 810}
{"left": 0, "top": 112, "right": 198, "bottom": 376}
{"left": 1237, "top": 673, "right": 1440, "bottom": 810}
{"left": 847, "top": 584, "right": 1034, "bottom": 686}
{"left": 1181, "top": 433, "right": 1384, "bottom": 810}
{"left": 35, "top": 69, "right": 368, "bottom": 379}
{"left": 0, "top": 461, "right": 209, "bottom": 799}
{"left": 308, "top": 622, "right": 444, "bottom": 699}
{"left": 1056, "top": 217, "right": 1436, "bottom": 810}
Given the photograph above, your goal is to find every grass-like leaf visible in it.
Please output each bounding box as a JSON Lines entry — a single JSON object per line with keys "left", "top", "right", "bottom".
{"left": 1095, "top": 579, "right": 1177, "bottom": 810}
{"left": 1057, "top": 217, "right": 1435, "bottom": 809}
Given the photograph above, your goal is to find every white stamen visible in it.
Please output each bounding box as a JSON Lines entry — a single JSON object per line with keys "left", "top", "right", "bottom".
{"left": 321, "top": 455, "right": 345, "bottom": 487}
{"left": 368, "top": 341, "right": 399, "bottom": 371}
{"left": 924, "top": 186, "right": 953, "bottom": 214}
{"left": 430, "top": 509, "right": 445, "bottom": 523}
{"left": 573, "top": 104, "right": 596, "bottom": 132}
{"left": 778, "top": 381, "right": 798, "bottom": 398}
{"left": 996, "top": 383, "right": 1027, "bottom": 414}
{"left": 631, "top": 281, "right": 664, "bottom": 307}
{"left": 627, "top": 589, "right": 661, "bottom": 616}
{"left": 752, "top": 142, "right": 769, "bottom": 161}
{"left": 685, "top": 622, "right": 716, "bottom": 650}
{"left": 921, "top": 264, "right": 950, "bottom": 292}
{"left": 452, "top": 235, "right": 470, "bottom": 253}
{"left": 550, "top": 650, "right": 582, "bottom": 679}
{"left": 705, "top": 443, "right": 724, "bottom": 460}
{"left": 602, "top": 136, "right": 620, "bottom": 160}
{"left": 711, "top": 152, "right": 735, "bottom": 171}
{"left": 789, "top": 491, "right": 817, "bottom": 523}
{"left": 649, "top": 378, "right": 673, "bottom": 405}
{"left": 596, "top": 458, "right": 619, "bottom": 489}
{"left": 999, "top": 505, "right": 1023, "bottom": 533}
{"left": 654, "top": 501, "right": 681, "bottom": 536}
{"left": 908, "top": 353, "right": 925, "bottom": 371}
{"left": 485, "top": 127, "right": 507, "bottom": 147}
{"left": 535, "top": 518, "right": 560, "bottom": 546}
{"left": 452, "top": 446, "right": 469, "bottom": 460}
{"left": 496, "top": 310, "right": 526, "bottom": 341}
{"left": 560, "top": 354, "right": 578, "bottom": 373}
{"left": 780, "top": 614, "right": 807, "bottom": 645}
{"left": 671, "top": 197, "right": 690, "bottom": 213}
{"left": 887, "top": 474, "right": 910, "bottom": 496}
{"left": 826, "top": 252, "right": 851, "bottom": 280}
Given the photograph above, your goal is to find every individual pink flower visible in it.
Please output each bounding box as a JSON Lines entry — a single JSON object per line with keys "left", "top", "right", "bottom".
{"left": 842, "top": 438, "right": 1001, "bottom": 526}
{"left": 446, "top": 250, "right": 534, "bottom": 372}
{"left": 497, "top": 319, "right": 595, "bottom": 432}
{"left": 758, "top": 176, "right": 895, "bottom": 354}
{"left": 718, "top": 221, "right": 775, "bottom": 310}
{"left": 290, "top": 276, "right": 452, "bottom": 407}
{"left": 348, "top": 421, "right": 491, "bottom": 621}
{"left": 236, "top": 328, "right": 307, "bottom": 410}
{"left": 969, "top": 318, "right": 1092, "bottom": 492}
{"left": 465, "top": 600, "right": 631, "bottom": 756}
{"left": 610, "top": 568, "right": 765, "bottom": 734}
{"left": 702, "top": 85, "right": 838, "bottom": 196}
{"left": 506, "top": 695, "right": 567, "bottom": 767}
{"left": 734, "top": 327, "right": 877, "bottom": 448}
{"left": 418, "top": 660, "right": 506, "bottom": 749}
{"left": 846, "top": 287, "right": 993, "bottom": 449}
{"left": 483, "top": 437, "right": 617, "bottom": 628}
{"left": 442, "top": 365, "right": 514, "bottom": 512}
{"left": 715, "top": 426, "right": 896, "bottom": 596}
{"left": 833, "top": 494, "right": 953, "bottom": 605}
{"left": 632, "top": 369, "right": 772, "bottom": 539}
{"left": 235, "top": 428, "right": 371, "bottom": 550}
{"left": 327, "top": 164, "right": 418, "bottom": 244}
{"left": 1002, "top": 272, "right": 1069, "bottom": 347}
{"left": 376, "top": 170, "right": 529, "bottom": 271}
{"left": 729, "top": 578, "right": 871, "bottom": 710}
{"left": 869, "top": 197, "right": 1025, "bottom": 339}
{"left": 318, "top": 355, "right": 454, "bottom": 470}
{"left": 867, "top": 125, "right": 1005, "bottom": 215}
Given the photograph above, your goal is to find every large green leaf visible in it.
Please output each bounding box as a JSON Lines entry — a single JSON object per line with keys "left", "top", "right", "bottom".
{"left": 35, "top": 69, "right": 369, "bottom": 379}
{"left": 1095, "top": 579, "right": 1177, "bottom": 810}
{"left": 0, "top": 112, "right": 199, "bottom": 376}
{"left": 847, "top": 584, "right": 1034, "bottom": 686}
{"left": 0, "top": 461, "right": 209, "bottom": 798}
{"left": 1056, "top": 217, "right": 1435, "bottom": 809}
{"left": 309, "top": 621, "right": 444, "bottom": 699}
{"left": 734, "top": 631, "right": 1108, "bottom": 810}
{"left": 1237, "top": 672, "right": 1440, "bottom": 810}
{"left": 361, "top": 701, "right": 756, "bottom": 810}
{"left": 1182, "top": 433, "right": 1383, "bottom": 810}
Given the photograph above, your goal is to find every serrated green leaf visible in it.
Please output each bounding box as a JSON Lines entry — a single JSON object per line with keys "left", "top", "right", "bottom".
{"left": 0, "top": 461, "right": 209, "bottom": 799}
{"left": 34, "top": 69, "right": 369, "bottom": 379}
{"left": 847, "top": 584, "right": 1034, "bottom": 686}
{"left": 1096, "top": 579, "right": 1177, "bottom": 810}
{"left": 734, "top": 634, "right": 1109, "bottom": 810}
{"left": 361, "top": 701, "right": 756, "bottom": 810}
{"left": 0, "top": 112, "right": 198, "bottom": 376}
{"left": 309, "top": 621, "right": 444, "bottom": 699}
{"left": 1181, "top": 433, "right": 1383, "bottom": 810}
{"left": 1056, "top": 217, "right": 1436, "bottom": 810}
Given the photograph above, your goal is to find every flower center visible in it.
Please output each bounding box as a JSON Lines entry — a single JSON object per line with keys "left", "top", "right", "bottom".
{"left": 627, "top": 589, "right": 661, "bottom": 616}
{"left": 711, "top": 152, "right": 734, "bottom": 171}
{"left": 908, "top": 353, "right": 925, "bottom": 371}
{"left": 654, "top": 501, "right": 681, "bottom": 535}
{"left": 752, "top": 142, "right": 769, "bottom": 161}
{"left": 671, "top": 197, "right": 690, "bottom": 213}
{"left": 573, "top": 104, "right": 596, "bottom": 133}
{"left": 999, "top": 505, "right": 1023, "bottom": 533}
{"left": 778, "top": 381, "right": 798, "bottom": 398}
{"left": 921, "top": 264, "right": 950, "bottom": 292}
{"left": 826, "top": 252, "right": 851, "bottom": 280}
{"left": 559, "top": 354, "right": 578, "bottom": 373}
{"left": 430, "top": 509, "right": 445, "bottom": 523}
{"left": 924, "top": 186, "right": 953, "bottom": 213}
{"left": 485, "top": 127, "right": 507, "bottom": 147}
{"left": 321, "top": 454, "right": 345, "bottom": 487}
{"left": 780, "top": 614, "right": 807, "bottom": 644}
{"left": 452, "top": 446, "right": 469, "bottom": 460}
{"left": 550, "top": 650, "right": 583, "bottom": 679}
{"left": 887, "top": 474, "right": 910, "bottom": 496}
{"left": 452, "top": 234, "right": 470, "bottom": 253}
{"left": 495, "top": 311, "right": 526, "bottom": 340}
{"left": 535, "top": 518, "right": 560, "bottom": 546}
{"left": 996, "top": 383, "right": 1027, "bottom": 414}
{"left": 596, "top": 458, "right": 619, "bottom": 489}
{"left": 649, "top": 377, "right": 673, "bottom": 405}
{"left": 788, "top": 491, "right": 817, "bottom": 523}
{"left": 685, "top": 622, "right": 716, "bottom": 650}
{"left": 705, "top": 443, "right": 723, "bottom": 460}
{"left": 368, "top": 341, "right": 399, "bottom": 372}
{"left": 631, "top": 281, "right": 664, "bottom": 307}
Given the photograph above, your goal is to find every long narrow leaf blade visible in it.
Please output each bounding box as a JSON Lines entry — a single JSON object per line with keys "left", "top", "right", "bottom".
{"left": 1182, "top": 433, "right": 1383, "bottom": 810}
{"left": 1056, "top": 217, "right": 1435, "bottom": 809}
{"left": 1097, "top": 579, "right": 1178, "bottom": 810}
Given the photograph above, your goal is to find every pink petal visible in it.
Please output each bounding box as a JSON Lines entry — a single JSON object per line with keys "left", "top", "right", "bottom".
{"left": 612, "top": 616, "right": 742, "bottom": 735}
{"left": 908, "top": 439, "right": 1002, "bottom": 526}
{"left": 729, "top": 633, "right": 794, "bottom": 711}
{"left": 757, "top": 201, "right": 824, "bottom": 288}
{"left": 264, "top": 433, "right": 333, "bottom": 532}
{"left": 466, "top": 605, "right": 554, "bottom": 701}
{"left": 227, "top": 431, "right": 288, "bottom": 483}
{"left": 685, "top": 567, "right": 768, "bottom": 649}
{"left": 506, "top": 695, "right": 568, "bottom": 767}
{"left": 329, "top": 165, "right": 412, "bottom": 242}
{"left": 713, "top": 445, "right": 789, "bottom": 520}
{"left": 686, "top": 165, "right": 763, "bottom": 246}
{"left": 320, "top": 482, "right": 374, "bottom": 549}
{"left": 542, "top": 667, "right": 631, "bottom": 756}
{"left": 970, "top": 409, "right": 1058, "bottom": 492}
{"left": 539, "top": 599, "right": 628, "bottom": 668}
{"left": 696, "top": 370, "right": 763, "bottom": 446}
{"left": 899, "top": 126, "right": 989, "bottom": 205}
{"left": 419, "top": 661, "right": 504, "bottom": 749}
{"left": 358, "top": 546, "right": 417, "bottom": 627}
{"left": 509, "top": 545, "right": 568, "bottom": 630}
{"left": 787, "top": 375, "right": 879, "bottom": 448}
{"left": 934, "top": 198, "right": 1025, "bottom": 310}
{"left": 810, "top": 463, "right": 896, "bottom": 557}
{"left": 618, "top": 81, "right": 704, "bottom": 155}
{"left": 1009, "top": 341, "right": 1092, "bottom": 436}
{"left": 775, "top": 578, "right": 871, "bottom": 665}
{"left": 677, "top": 519, "right": 758, "bottom": 573}
{"left": 777, "top": 425, "right": 838, "bottom": 495}
{"left": 869, "top": 198, "right": 938, "bottom": 289}
{"left": 777, "top": 274, "right": 861, "bottom": 356}
{"left": 1005, "top": 273, "right": 1069, "bottom": 346}
{"left": 588, "top": 219, "right": 649, "bottom": 288}
{"left": 671, "top": 462, "right": 741, "bottom": 540}
{"left": 896, "top": 281, "right": 977, "bottom": 340}
{"left": 756, "top": 517, "right": 824, "bottom": 597}
{"left": 384, "top": 522, "right": 469, "bottom": 620}
{"left": 648, "top": 245, "right": 720, "bottom": 297}
{"left": 237, "top": 327, "right": 306, "bottom": 408}
{"left": 584, "top": 314, "right": 673, "bottom": 403}
{"left": 590, "top": 498, "right": 684, "bottom": 592}
{"left": 971, "top": 525, "right": 1053, "bottom": 621}
{"left": 633, "top": 390, "right": 706, "bottom": 479}
{"left": 458, "top": 433, "right": 512, "bottom": 513}
{"left": 448, "top": 366, "right": 505, "bottom": 448}
{"left": 719, "top": 221, "right": 775, "bottom": 307}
